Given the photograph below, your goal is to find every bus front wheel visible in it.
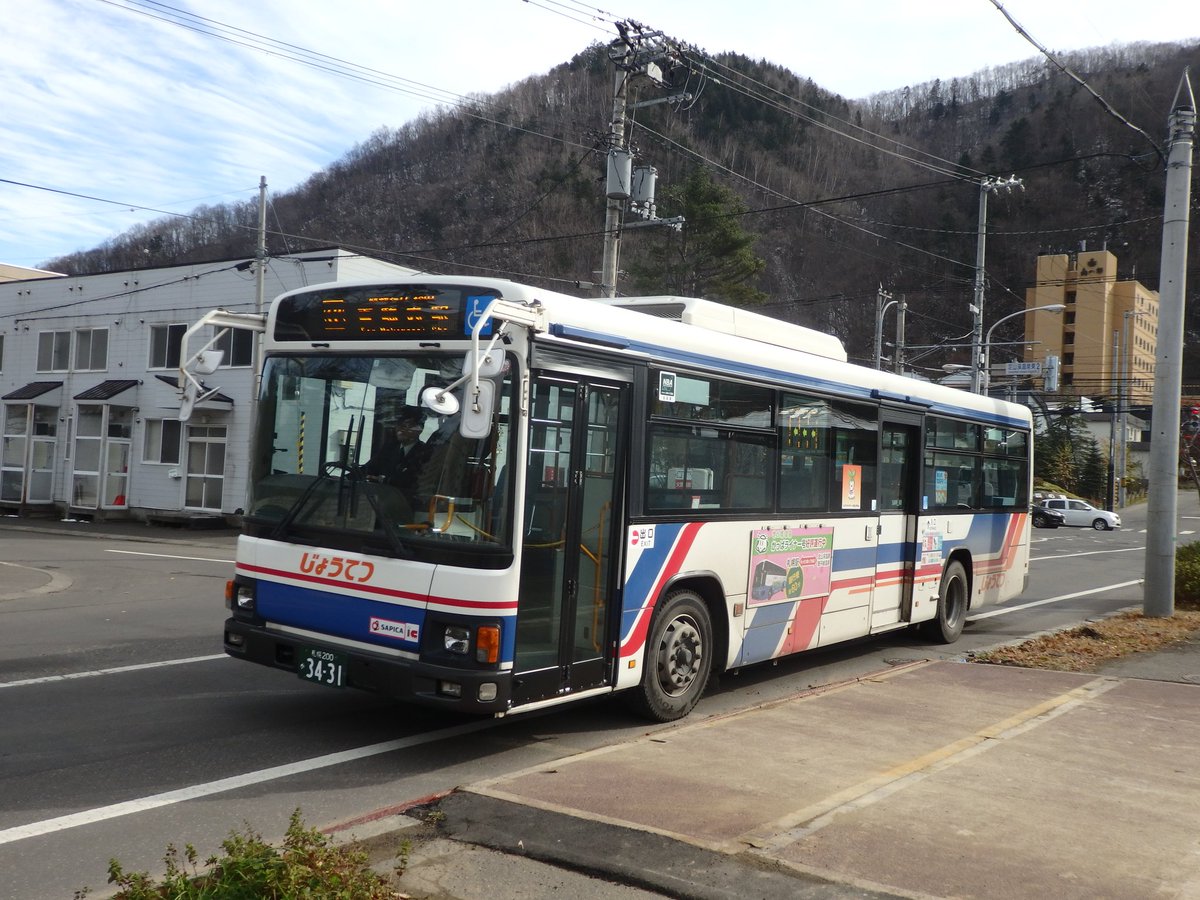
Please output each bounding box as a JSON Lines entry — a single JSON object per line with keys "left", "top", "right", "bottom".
{"left": 923, "top": 560, "right": 968, "bottom": 644}
{"left": 627, "top": 589, "right": 713, "bottom": 722}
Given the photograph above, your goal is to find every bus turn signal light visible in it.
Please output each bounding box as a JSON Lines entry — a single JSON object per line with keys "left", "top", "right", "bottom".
{"left": 476, "top": 625, "right": 500, "bottom": 664}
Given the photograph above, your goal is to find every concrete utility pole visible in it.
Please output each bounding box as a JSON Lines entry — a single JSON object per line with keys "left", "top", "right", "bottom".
{"left": 599, "top": 40, "right": 632, "bottom": 299}
{"left": 1108, "top": 328, "right": 1119, "bottom": 511}
{"left": 252, "top": 175, "right": 268, "bottom": 417}
{"left": 970, "top": 175, "right": 1023, "bottom": 393}
{"left": 254, "top": 176, "right": 268, "bottom": 316}
{"left": 1144, "top": 71, "right": 1195, "bottom": 619}
{"left": 598, "top": 22, "right": 689, "bottom": 297}
{"left": 893, "top": 295, "right": 907, "bottom": 375}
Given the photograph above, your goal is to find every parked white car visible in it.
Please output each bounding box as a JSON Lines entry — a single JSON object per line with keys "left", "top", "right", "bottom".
{"left": 1038, "top": 498, "right": 1121, "bottom": 530}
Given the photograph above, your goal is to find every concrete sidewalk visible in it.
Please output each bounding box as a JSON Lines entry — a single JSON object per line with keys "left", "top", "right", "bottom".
{"left": 365, "top": 648, "right": 1200, "bottom": 899}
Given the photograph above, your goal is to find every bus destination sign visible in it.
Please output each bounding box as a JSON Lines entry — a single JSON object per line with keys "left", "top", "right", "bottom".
{"left": 273, "top": 285, "right": 500, "bottom": 341}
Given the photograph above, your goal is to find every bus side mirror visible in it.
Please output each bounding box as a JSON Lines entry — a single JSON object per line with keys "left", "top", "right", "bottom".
{"left": 191, "top": 349, "right": 225, "bottom": 375}
{"left": 459, "top": 380, "right": 495, "bottom": 439}
{"left": 459, "top": 351, "right": 502, "bottom": 438}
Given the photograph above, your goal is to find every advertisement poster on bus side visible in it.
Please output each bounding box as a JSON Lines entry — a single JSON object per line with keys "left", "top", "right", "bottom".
{"left": 747, "top": 527, "right": 834, "bottom": 606}
{"left": 841, "top": 463, "right": 862, "bottom": 510}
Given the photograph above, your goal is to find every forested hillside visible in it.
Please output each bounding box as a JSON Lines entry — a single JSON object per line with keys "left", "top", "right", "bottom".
{"left": 44, "top": 38, "right": 1200, "bottom": 375}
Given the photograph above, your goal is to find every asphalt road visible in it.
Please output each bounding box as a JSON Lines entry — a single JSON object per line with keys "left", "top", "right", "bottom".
{"left": 0, "top": 495, "right": 1191, "bottom": 899}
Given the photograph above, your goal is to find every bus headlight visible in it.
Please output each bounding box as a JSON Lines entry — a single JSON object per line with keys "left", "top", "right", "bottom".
{"left": 225, "top": 580, "right": 256, "bottom": 613}
{"left": 444, "top": 625, "right": 471, "bottom": 654}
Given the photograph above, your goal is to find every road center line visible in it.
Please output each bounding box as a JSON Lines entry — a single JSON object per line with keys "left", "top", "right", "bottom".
{"left": 969, "top": 579, "right": 1143, "bottom": 620}
{"left": 0, "top": 719, "right": 496, "bottom": 846}
{"left": 0, "top": 654, "right": 228, "bottom": 690}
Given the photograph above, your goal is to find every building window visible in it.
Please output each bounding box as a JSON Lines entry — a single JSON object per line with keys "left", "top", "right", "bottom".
{"left": 213, "top": 327, "right": 254, "bottom": 368}
{"left": 149, "top": 324, "right": 187, "bottom": 369}
{"left": 37, "top": 331, "right": 72, "bottom": 372}
{"left": 74, "top": 328, "right": 109, "bottom": 371}
{"left": 143, "top": 418, "right": 182, "bottom": 465}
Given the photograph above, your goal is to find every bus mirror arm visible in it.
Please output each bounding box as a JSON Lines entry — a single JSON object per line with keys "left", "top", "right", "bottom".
{"left": 419, "top": 298, "right": 544, "bottom": 435}
{"left": 177, "top": 309, "right": 267, "bottom": 421}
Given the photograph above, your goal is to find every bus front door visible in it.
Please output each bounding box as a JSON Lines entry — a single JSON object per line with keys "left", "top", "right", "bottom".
{"left": 872, "top": 419, "right": 920, "bottom": 630}
{"left": 512, "top": 374, "right": 626, "bottom": 707}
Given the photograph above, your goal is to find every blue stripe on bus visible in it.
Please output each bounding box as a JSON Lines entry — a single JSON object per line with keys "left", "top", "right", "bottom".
{"left": 257, "top": 581, "right": 518, "bottom": 661}
{"left": 551, "top": 323, "right": 1028, "bottom": 429}
{"left": 623, "top": 522, "right": 686, "bottom": 611}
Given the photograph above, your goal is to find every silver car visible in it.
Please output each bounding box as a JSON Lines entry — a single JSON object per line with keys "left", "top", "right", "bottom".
{"left": 1038, "top": 498, "right": 1121, "bottom": 530}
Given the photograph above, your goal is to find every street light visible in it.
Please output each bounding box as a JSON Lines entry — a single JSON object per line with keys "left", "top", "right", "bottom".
{"left": 874, "top": 296, "right": 899, "bottom": 370}
{"left": 980, "top": 303, "right": 1066, "bottom": 394}
{"left": 969, "top": 175, "right": 1024, "bottom": 393}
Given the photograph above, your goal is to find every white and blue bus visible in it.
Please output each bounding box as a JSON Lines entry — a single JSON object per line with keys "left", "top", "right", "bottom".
{"left": 193, "top": 277, "right": 1031, "bottom": 721}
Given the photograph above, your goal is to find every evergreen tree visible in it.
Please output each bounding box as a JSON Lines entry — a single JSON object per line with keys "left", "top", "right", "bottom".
{"left": 1077, "top": 438, "right": 1108, "bottom": 503}
{"left": 627, "top": 167, "right": 766, "bottom": 306}
{"left": 1035, "top": 418, "right": 1076, "bottom": 489}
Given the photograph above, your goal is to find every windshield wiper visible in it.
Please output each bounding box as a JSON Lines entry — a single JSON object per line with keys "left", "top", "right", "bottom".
{"left": 271, "top": 415, "right": 365, "bottom": 541}
{"left": 269, "top": 459, "right": 354, "bottom": 541}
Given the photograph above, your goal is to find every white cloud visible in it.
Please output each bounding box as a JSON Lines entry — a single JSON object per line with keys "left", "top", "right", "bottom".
{"left": 1, "top": 0, "right": 1195, "bottom": 267}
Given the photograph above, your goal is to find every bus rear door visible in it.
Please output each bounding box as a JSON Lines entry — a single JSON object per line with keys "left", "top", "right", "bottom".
{"left": 871, "top": 415, "right": 921, "bottom": 629}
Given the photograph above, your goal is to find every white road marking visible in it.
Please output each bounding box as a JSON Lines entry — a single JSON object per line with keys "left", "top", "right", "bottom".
{"left": 1030, "top": 546, "right": 1143, "bottom": 561}
{"left": 105, "top": 549, "right": 234, "bottom": 564}
{"left": 969, "top": 580, "right": 1143, "bottom": 620}
{"left": 0, "top": 654, "right": 228, "bottom": 690}
{"left": 0, "top": 719, "right": 496, "bottom": 846}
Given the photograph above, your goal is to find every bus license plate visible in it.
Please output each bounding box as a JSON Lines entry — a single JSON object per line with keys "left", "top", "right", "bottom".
{"left": 298, "top": 647, "right": 346, "bottom": 688}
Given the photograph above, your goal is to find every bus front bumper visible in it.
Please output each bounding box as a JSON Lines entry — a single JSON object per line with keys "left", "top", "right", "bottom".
{"left": 223, "top": 618, "right": 512, "bottom": 715}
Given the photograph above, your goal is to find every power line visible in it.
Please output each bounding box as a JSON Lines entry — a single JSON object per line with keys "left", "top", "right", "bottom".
{"left": 986, "top": 0, "right": 1165, "bottom": 165}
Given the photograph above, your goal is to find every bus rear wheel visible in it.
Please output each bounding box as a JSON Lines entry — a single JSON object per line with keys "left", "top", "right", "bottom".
{"left": 922, "top": 560, "right": 968, "bottom": 644}
{"left": 627, "top": 589, "right": 713, "bottom": 722}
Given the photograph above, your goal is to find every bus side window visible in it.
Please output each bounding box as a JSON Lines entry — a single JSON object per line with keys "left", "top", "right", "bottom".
{"left": 779, "top": 453, "right": 827, "bottom": 511}
{"left": 723, "top": 434, "right": 771, "bottom": 510}
{"left": 724, "top": 473, "right": 766, "bottom": 508}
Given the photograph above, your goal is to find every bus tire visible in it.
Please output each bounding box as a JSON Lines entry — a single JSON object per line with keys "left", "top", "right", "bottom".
{"left": 923, "top": 560, "right": 968, "bottom": 644}
{"left": 627, "top": 589, "right": 713, "bottom": 722}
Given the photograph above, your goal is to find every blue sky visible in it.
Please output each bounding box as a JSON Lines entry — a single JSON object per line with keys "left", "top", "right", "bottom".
{"left": 3, "top": 0, "right": 1194, "bottom": 269}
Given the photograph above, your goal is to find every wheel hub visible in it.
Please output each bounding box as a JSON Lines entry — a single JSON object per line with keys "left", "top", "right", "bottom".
{"left": 660, "top": 616, "right": 703, "bottom": 694}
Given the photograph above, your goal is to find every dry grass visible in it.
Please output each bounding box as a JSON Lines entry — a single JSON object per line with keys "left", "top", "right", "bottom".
{"left": 971, "top": 603, "right": 1200, "bottom": 672}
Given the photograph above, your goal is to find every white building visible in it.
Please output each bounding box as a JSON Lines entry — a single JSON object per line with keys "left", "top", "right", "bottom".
{"left": 0, "top": 249, "right": 416, "bottom": 523}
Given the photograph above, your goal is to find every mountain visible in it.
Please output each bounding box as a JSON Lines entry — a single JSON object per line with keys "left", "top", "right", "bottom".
{"left": 43, "top": 39, "right": 1200, "bottom": 375}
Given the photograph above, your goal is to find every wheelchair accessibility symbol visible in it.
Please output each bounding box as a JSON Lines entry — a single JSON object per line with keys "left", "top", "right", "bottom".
{"left": 465, "top": 295, "right": 494, "bottom": 337}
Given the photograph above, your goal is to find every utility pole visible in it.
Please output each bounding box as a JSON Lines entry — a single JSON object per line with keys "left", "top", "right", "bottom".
{"left": 598, "top": 22, "right": 689, "bottom": 298}
{"left": 894, "top": 295, "right": 907, "bottom": 375}
{"left": 599, "top": 39, "right": 632, "bottom": 298}
{"left": 1108, "top": 328, "right": 1118, "bottom": 511}
{"left": 1144, "top": 72, "right": 1195, "bottom": 619}
{"left": 252, "top": 175, "right": 268, "bottom": 416}
{"left": 254, "top": 176, "right": 268, "bottom": 315}
{"left": 970, "top": 175, "right": 1023, "bottom": 393}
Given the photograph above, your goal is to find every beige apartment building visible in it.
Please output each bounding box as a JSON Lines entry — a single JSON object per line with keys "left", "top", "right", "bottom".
{"left": 1023, "top": 249, "right": 1157, "bottom": 405}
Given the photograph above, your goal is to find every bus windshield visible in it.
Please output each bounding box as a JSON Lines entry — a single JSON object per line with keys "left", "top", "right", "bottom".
{"left": 246, "top": 352, "right": 515, "bottom": 563}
